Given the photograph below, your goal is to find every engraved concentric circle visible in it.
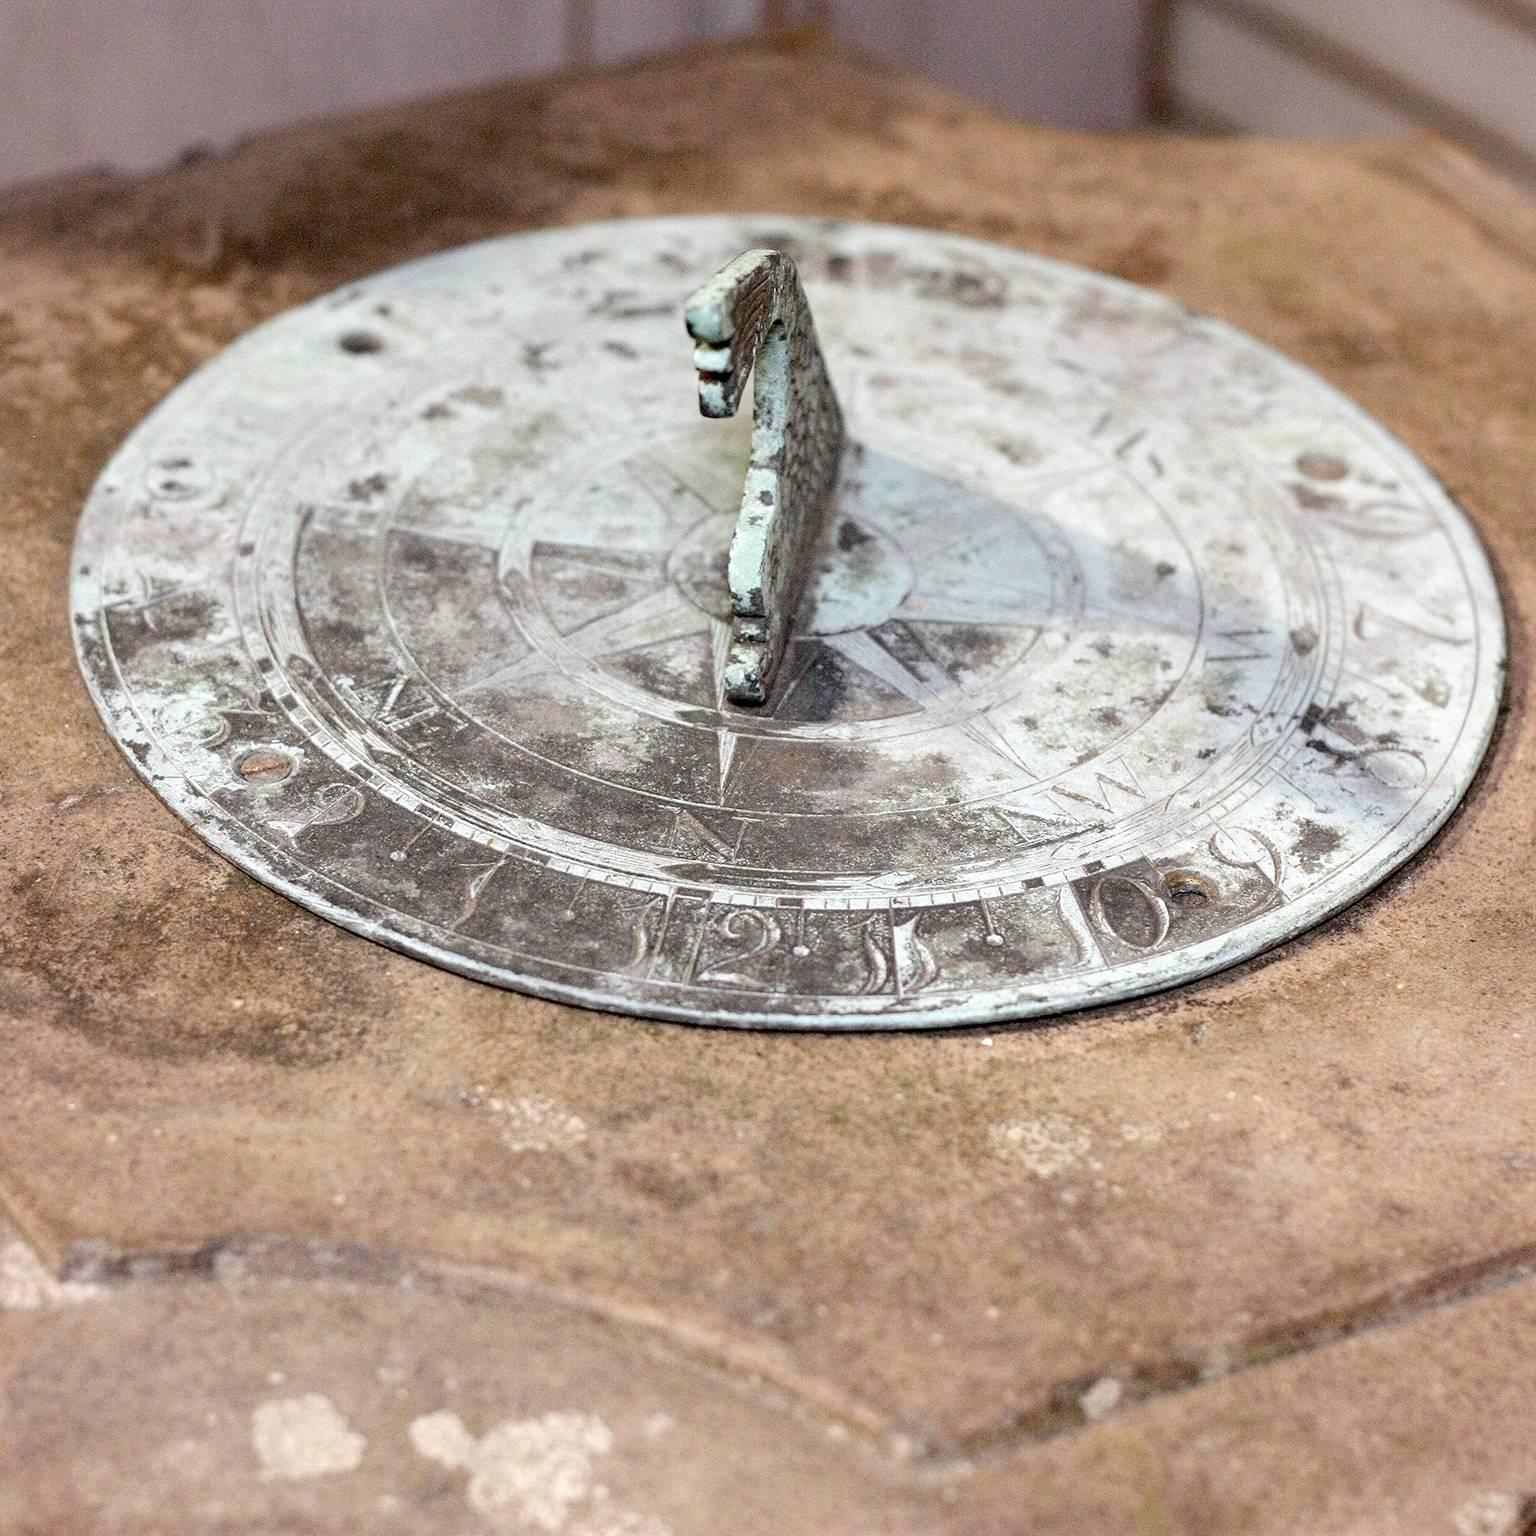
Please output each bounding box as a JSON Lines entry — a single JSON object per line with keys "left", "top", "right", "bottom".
{"left": 70, "top": 216, "right": 1506, "bottom": 1028}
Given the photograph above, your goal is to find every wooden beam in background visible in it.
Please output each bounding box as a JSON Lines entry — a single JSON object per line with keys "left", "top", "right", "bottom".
{"left": 1185, "top": 0, "right": 1536, "bottom": 187}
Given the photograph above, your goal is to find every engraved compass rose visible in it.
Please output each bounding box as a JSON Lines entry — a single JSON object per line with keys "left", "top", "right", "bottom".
{"left": 503, "top": 433, "right": 1090, "bottom": 801}
{"left": 71, "top": 217, "right": 1505, "bottom": 1027}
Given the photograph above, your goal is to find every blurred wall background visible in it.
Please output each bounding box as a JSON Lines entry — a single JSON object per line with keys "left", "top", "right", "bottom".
{"left": 0, "top": 0, "right": 1145, "bottom": 190}
{"left": 1, "top": 0, "right": 1532, "bottom": 193}
{"left": 1155, "top": 0, "right": 1536, "bottom": 190}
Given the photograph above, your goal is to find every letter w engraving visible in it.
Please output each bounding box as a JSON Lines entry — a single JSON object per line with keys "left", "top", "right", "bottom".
{"left": 1047, "top": 756, "right": 1145, "bottom": 814}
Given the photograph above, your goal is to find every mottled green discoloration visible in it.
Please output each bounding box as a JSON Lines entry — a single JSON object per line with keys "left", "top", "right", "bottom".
{"left": 686, "top": 248, "right": 844, "bottom": 705}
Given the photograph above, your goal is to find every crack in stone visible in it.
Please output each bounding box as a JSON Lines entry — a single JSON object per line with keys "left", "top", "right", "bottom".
{"left": 32, "top": 1225, "right": 1536, "bottom": 1475}
{"left": 924, "top": 1239, "right": 1536, "bottom": 1471}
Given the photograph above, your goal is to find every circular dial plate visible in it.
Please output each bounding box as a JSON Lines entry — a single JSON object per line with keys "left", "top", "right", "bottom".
{"left": 71, "top": 217, "right": 1506, "bottom": 1028}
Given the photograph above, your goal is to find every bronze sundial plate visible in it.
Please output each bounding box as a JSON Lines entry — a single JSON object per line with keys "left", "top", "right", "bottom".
{"left": 69, "top": 216, "right": 1505, "bottom": 1028}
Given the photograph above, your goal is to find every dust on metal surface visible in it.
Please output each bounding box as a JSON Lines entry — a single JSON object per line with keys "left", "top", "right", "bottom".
{"left": 69, "top": 216, "right": 1506, "bottom": 1029}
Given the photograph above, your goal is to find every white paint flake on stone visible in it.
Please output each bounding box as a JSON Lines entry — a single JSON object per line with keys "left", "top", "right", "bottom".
{"left": 251, "top": 1393, "right": 366, "bottom": 1480}
{"left": 988, "top": 1115, "right": 1092, "bottom": 1176}
{"left": 1078, "top": 1376, "right": 1124, "bottom": 1422}
{"left": 494, "top": 1095, "right": 589, "bottom": 1153}
{"left": 0, "top": 1239, "right": 102, "bottom": 1309}
{"left": 409, "top": 1408, "right": 479, "bottom": 1467}
{"left": 410, "top": 1408, "right": 668, "bottom": 1535}
{"left": 569, "top": 1511, "right": 673, "bottom": 1536}
{"left": 1453, "top": 1491, "right": 1530, "bottom": 1536}
{"left": 411, "top": 1409, "right": 611, "bottom": 1530}
{"left": 462, "top": 1086, "right": 589, "bottom": 1152}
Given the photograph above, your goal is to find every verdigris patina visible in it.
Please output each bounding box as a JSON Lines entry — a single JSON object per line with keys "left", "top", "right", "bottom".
{"left": 685, "top": 248, "right": 845, "bottom": 706}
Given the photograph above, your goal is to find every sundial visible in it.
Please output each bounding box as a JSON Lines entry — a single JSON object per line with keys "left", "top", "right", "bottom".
{"left": 70, "top": 215, "right": 1505, "bottom": 1029}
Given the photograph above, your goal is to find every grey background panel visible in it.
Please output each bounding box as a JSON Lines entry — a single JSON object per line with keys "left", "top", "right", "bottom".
{"left": 4, "top": 2, "right": 1534, "bottom": 249}
{"left": 0, "top": 0, "right": 1148, "bottom": 189}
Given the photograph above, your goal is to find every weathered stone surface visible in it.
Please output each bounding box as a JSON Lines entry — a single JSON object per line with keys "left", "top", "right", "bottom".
{"left": 0, "top": 1223, "right": 936, "bottom": 1536}
{"left": 2, "top": 28, "right": 1535, "bottom": 1531}
{"left": 7, "top": 1214, "right": 1536, "bottom": 1534}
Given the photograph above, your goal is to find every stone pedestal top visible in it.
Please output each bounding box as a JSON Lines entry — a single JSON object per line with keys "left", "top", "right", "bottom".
{"left": 2, "top": 29, "right": 1534, "bottom": 1535}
